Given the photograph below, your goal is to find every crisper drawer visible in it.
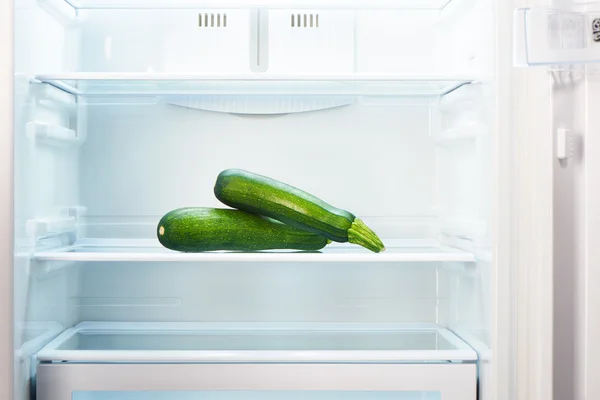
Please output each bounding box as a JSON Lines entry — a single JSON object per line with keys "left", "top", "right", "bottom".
{"left": 36, "top": 323, "right": 477, "bottom": 400}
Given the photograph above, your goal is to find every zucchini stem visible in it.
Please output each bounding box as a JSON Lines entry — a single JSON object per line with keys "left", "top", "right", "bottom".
{"left": 348, "top": 218, "right": 386, "bottom": 253}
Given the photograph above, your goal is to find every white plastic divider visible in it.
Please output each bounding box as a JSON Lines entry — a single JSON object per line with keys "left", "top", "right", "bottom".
{"left": 32, "top": 238, "right": 476, "bottom": 263}
{"left": 37, "top": 321, "right": 477, "bottom": 362}
{"left": 167, "top": 96, "right": 356, "bottom": 115}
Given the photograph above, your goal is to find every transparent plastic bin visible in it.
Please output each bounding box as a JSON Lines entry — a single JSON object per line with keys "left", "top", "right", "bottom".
{"left": 36, "top": 322, "right": 477, "bottom": 400}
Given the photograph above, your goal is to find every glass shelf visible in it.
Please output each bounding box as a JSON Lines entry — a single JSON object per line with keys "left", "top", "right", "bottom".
{"left": 62, "top": 0, "right": 455, "bottom": 10}
{"left": 37, "top": 322, "right": 477, "bottom": 363}
{"left": 34, "top": 73, "right": 475, "bottom": 97}
{"left": 32, "top": 239, "right": 476, "bottom": 263}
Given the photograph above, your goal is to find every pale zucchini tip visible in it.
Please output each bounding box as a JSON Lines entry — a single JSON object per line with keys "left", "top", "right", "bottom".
{"left": 347, "top": 218, "right": 385, "bottom": 253}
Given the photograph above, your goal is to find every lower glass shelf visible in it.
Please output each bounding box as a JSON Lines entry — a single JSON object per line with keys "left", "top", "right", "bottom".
{"left": 32, "top": 239, "right": 476, "bottom": 263}
{"left": 37, "top": 322, "right": 477, "bottom": 363}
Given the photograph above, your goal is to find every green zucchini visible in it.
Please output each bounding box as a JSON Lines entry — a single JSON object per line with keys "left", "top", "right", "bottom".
{"left": 214, "top": 169, "right": 385, "bottom": 253}
{"left": 157, "top": 207, "right": 330, "bottom": 252}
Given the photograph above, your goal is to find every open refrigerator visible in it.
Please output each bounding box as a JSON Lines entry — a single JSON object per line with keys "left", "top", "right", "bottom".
{"left": 4, "top": 0, "right": 600, "bottom": 398}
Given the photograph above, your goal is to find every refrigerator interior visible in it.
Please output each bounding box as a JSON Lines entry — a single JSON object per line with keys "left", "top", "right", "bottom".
{"left": 13, "top": 0, "right": 494, "bottom": 398}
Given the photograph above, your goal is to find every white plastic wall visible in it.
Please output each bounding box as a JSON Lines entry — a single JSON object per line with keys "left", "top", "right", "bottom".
{"left": 74, "top": 9, "right": 442, "bottom": 74}
{"left": 13, "top": 2, "right": 81, "bottom": 400}
{"left": 14, "top": 0, "right": 80, "bottom": 339}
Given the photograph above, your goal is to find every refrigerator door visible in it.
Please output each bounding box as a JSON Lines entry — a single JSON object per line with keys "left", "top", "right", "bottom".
{"left": 582, "top": 72, "right": 600, "bottom": 400}
{"left": 512, "top": 0, "right": 600, "bottom": 399}
{"left": 549, "top": 44, "right": 600, "bottom": 400}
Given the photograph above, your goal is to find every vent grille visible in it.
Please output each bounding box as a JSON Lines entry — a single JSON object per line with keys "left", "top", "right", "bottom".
{"left": 291, "top": 13, "right": 319, "bottom": 28}
{"left": 199, "top": 13, "right": 227, "bottom": 28}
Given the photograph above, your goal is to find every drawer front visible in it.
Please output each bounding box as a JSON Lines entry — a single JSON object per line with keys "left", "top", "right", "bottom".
{"left": 37, "top": 363, "right": 476, "bottom": 400}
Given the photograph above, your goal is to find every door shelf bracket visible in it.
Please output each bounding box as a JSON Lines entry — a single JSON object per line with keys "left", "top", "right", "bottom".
{"left": 514, "top": 7, "right": 600, "bottom": 66}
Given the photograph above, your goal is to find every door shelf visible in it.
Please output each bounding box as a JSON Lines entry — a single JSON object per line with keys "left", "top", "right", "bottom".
{"left": 32, "top": 239, "right": 476, "bottom": 263}
{"left": 62, "top": 0, "right": 456, "bottom": 10}
{"left": 514, "top": 6, "right": 600, "bottom": 66}
{"left": 37, "top": 322, "right": 477, "bottom": 363}
{"left": 34, "top": 73, "right": 475, "bottom": 97}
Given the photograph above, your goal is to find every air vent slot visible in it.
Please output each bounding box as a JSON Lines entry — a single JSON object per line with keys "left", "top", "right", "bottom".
{"left": 199, "top": 13, "right": 227, "bottom": 28}
{"left": 291, "top": 13, "right": 319, "bottom": 28}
